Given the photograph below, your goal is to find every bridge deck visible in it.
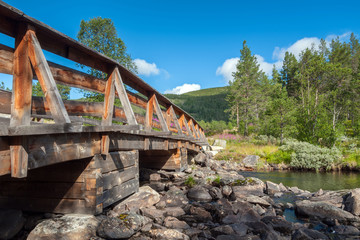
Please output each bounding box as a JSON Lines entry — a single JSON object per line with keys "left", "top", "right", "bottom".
{"left": 0, "top": 1, "right": 207, "bottom": 214}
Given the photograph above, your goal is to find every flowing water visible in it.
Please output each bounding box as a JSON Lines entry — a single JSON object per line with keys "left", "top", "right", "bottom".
{"left": 240, "top": 170, "right": 360, "bottom": 192}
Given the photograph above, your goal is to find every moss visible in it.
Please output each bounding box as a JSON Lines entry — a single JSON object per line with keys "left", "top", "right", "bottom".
{"left": 184, "top": 176, "right": 196, "bottom": 188}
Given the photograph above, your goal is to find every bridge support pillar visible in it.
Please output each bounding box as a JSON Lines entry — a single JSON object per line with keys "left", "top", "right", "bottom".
{"left": 139, "top": 147, "right": 188, "bottom": 171}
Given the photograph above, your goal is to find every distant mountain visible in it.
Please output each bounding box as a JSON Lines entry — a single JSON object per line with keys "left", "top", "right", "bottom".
{"left": 165, "top": 87, "right": 229, "bottom": 122}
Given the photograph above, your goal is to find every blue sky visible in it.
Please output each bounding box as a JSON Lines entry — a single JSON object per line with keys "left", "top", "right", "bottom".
{"left": 1, "top": 0, "right": 359, "bottom": 98}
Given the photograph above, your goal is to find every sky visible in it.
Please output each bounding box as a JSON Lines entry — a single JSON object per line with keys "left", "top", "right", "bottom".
{"left": 1, "top": 0, "right": 359, "bottom": 98}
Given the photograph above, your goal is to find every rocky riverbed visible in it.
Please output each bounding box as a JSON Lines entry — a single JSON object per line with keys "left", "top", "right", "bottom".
{"left": 1, "top": 152, "right": 360, "bottom": 240}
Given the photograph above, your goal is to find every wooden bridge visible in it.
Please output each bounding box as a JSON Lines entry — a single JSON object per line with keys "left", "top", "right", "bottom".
{"left": 0, "top": 1, "right": 207, "bottom": 214}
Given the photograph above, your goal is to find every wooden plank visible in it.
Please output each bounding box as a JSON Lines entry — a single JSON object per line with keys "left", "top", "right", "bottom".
{"left": 0, "top": 181, "right": 93, "bottom": 199}
{"left": 0, "top": 137, "right": 10, "bottom": 176}
{"left": 92, "top": 151, "right": 138, "bottom": 173}
{"left": 152, "top": 94, "right": 169, "bottom": 132}
{"left": 109, "top": 133, "right": 145, "bottom": 151}
{"left": 145, "top": 95, "right": 154, "bottom": 131}
{"left": 27, "top": 132, "right": 101, "bottom": 170}
{"left": 9, "top": 24, "right": 33, "bottom": 178}
{"left": 102, "top": 165, "right": 138, "bottom": 190}
{"left": 101, "top": 70, "right": 116, "bottom": 154}
{"left": 168, "top": 106, "right": 182, "bottom": 135}
{"left": 27, "top": 30, "right": 71, "bottom": 124}
{"left": 113, "top": 67, "right": 137, "bottom": 125}
{"left": 0, "top": 196, "right": 94, "bottom": 214}
{"left": 102, "top": 178, "right": 139, "bottom": 208}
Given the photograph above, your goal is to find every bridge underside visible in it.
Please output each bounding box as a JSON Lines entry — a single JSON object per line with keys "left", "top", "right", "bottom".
{"left": 0, "top": 127, "right": 202, "bottom": 214}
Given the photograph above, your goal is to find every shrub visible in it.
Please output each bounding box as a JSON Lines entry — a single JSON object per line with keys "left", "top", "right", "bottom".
{"left": 184, "top": 176, "right": 196, "bottom": 188}
{"left": 280, "top": 139, "right": 341, "bottom": 171}
{"left": 266, "top": 150, "right": 292, "bottom": 164}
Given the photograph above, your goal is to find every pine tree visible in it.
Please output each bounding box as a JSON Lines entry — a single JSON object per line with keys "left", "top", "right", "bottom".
{"left": 227, "top": 41, "right": 263, "bottom": 136}
{"left": 280, "top": 52, "right": 299, "bottom": 97}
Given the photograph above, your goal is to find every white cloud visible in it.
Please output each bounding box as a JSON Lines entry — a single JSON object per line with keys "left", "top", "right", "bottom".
{"left": 164, "top": 83, "right": 201, "bottom": 95}
{"left": 134, "top": 59, "right": 160, "bottom": 76}
{"left": 216, "top": 57, "right": 239, "bottom": 83}
{"left": 217, "top": 32, "right": 352, "bottom": 79}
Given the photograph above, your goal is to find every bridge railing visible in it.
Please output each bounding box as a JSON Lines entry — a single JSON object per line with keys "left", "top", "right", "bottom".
{"left": 0, "top": 1, "right": 206, "bottom": 178}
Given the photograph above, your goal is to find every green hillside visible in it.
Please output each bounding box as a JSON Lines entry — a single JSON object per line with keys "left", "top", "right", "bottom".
{"left": 165, "top": 87, "right": 229, "bottom": 122}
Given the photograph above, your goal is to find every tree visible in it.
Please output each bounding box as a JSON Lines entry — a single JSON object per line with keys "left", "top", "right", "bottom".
{"left": 77, "top": 17, "right": 136, "bottom": 101}
{"left": 32, "top": 81, "right": 70, "bottom": 100}
{"left": 280, "top": 52, "right": 299, "bottom": 97}
{"left": 227, "top": 41, "right": 263, "bottom": 136}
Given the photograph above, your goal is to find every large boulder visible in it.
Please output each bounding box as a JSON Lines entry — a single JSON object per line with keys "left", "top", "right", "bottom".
{"left": 97, "top": 212, "right": 150, "bottom": 239}
{"left": 242, "top": 155, "right": 260, "bottom": 168}
{"left": 194, "top": 152, "right": 207, "bottom": 166}
{"left": 163, "top": 216, "right": 190, "bottom": 230}
{"left": 149, "top": 229, "right": 190, "bottom": 240}
{"left": 157, "top": 188, "right": 188, "bottom": 208}
{"left": 27, "top": 214, "right": 98, "bottom": 240}
{"left": 292, "top": 228, "right": 329, "bottom": 240}
{"left": 245, "top": 195, "right": 271, "bottom": 207}
{"left": 112, "top": 186, "right": 160, "bottom": 214}
{"left": 187, "top": 186, "right": 212, "bottom": 202}
{"left": 261, "top": 216, "right": 294, "bottom": 235}
{"left": 296, "top": 200, "right": 358, "bottom": 223}
{"left": 344, "top": 188, "right": 360, "bottom": 216}
{"left": 265, "top": 181, "right": 281, "bottom": 195}
{"left": 232, "top": 182, "right": 265, "bottom": 199}
{"left": 0, "top": 209, "right": 25, "bottom": 240}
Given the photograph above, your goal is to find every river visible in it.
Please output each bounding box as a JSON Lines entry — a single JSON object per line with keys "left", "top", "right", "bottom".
{"left": 240, "top": 170, "right": 360, "bottom": 192}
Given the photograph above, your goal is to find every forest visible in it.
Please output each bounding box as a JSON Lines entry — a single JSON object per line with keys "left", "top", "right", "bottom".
{"left": 226, "top": 34, "right": 360, "bottom": 148}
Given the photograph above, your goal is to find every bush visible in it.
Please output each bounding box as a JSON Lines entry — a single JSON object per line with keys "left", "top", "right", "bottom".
{"left": 266, "top": 150, "right": 292, "bottom": 164}
{"left": 280, "top": 139, "right": 341, "bottom": 171}
{"left": 184, "top": 176, "right": 196, "bottom": 188}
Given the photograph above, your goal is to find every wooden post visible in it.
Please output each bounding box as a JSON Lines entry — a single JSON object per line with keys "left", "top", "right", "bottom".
{"left": 180, "top": 114, "right": 192, "bottom": 136}
{"left": 168, "top": 106, "right": 182, "bottom": 135}
{"left": 101, "top": 70, "right": 116, "bottom": 154}
{"left": 113, "top": 67, "right": 137, "bottom": 125}
{"left": 145, "top": 94, "right": 169, "bottom": 132}
{"left": 28, "top": 29, "right": 71, "bottom": 124}
{"left": 188, "top": 119, "right": 198, "bottom": 139}
{"left": 10, "top": 24, "right": 32, "bottom": 178}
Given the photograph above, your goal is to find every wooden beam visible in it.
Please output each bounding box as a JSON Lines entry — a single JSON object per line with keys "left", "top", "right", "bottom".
{"left": 180, "top": 114, "right": 192, "bottom": 136}
{"left": 145, "top": 95, "right": 154, "bottom": 131}
{"left": 27, "top": 30, "right": 71, "bottom": 124}
{"left": 168, "top": 106, "right": 182, "bottom": 135}
{"left": 113, "top": 67, "right": 137, "bottom": 125}
{"left": 188, "top": 119, "right": 198, "bottom": 139}
{"left": 101, "top": 70, "right": 116, "bottom": 154}
{"left": 152, "top": 94, "right": 169, "bottom": 132}
{"left": 9, "top": 24, "right": 33, "bottom": 178}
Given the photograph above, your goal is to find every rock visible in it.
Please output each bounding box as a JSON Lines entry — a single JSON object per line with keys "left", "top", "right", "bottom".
{"left": 253, "top": 204, "right": 266, "bottom": 216}
{"left": 211, "top": 225, "right": 234, "bottom": 236}
{"left": 149, "top": 182, "right": 166, "bottom": 192}
{"left": 261, "top": 216, "right": 294, "bottom": 235}
{"left": 245, "top": 221, "right": 280, "bottom": 239}
{"left": 112, "top": 186, "right": 160, "bottom": 214}
{"left": 28, "top": 214, "right": 98, "bottom": 240}
{"left": 97, "top": 212, "right": 150, "bottom": 239}
{"left": 163, "top": 216, "right": 190, "bottom": 229}
{"left": 150, "top": 173, "right": 162, "bottom": 182}
{"left": 289, "top": 186, "right": 301, "bottom": 194}
{"left": 222, "top": 185, "right": 232, "bottom": 197}
{"left": 266, "top": 181, "right": 281, "bottom": 195}
{"left": 149, "top": 229, "right": 190, "bottom": 240}
{"left": 231, "top": 223, "right": 248, "bottom": 236}
{"left": 314, "top": 188, "right": 324, "bottom": 197}
{"left": 296, "top": 200, "right": 358, "bottom": 223}
{"left": 232, "top": 184, "right": 265, "bottom": 199}
{"left": 242, "top": 155, "right": 260, "bottom": 168}
{"left": 222, "top": 206, "right": 260, "bottom": 224}
{"left": 333, "top": 225, "right": 360, "bottom": 235}
{"left": 194, "top": 152, "right": 207, "bottom": 166}
{"left": 344, "top": 188, "right": 360, "bottom": 216}
{"left": 189, "top": 206, "right": 212, "bottom": 222}
{"left": 165, "top": 207, "right": 186, "bottom": 217}
{"left": 278, "top": 183, "right": 288, "bottom": 192}
{"left": 209, "top": 187, "right": 223, "bottom": 200}
{"left": 292, "top": 228, "right": 329, "bottom": 240}
{"left": 245, "top": 195, "right": 271, "bottom": 207}
{"left": 141, "top": 208, "right": 165, "bottom": 224}
{"left": 158, "top": 188, "right": 189, "bottom": 208}
{"left": 184, "top": 228, "right": 202, "bottom": 238}
{"left": 184, "top": 167, "right": 193, "bottom": 174}
{"left": 274, "top": 192, "right": 283, "bottom": 198}
{"left": 213, "top": 139, "right": 227, "bottom": 148}
{"left": 187, "top": 186, "right": 212, "bottom": 202}
{"left": 0, "top": 209, "right": 26, "bottom": 240}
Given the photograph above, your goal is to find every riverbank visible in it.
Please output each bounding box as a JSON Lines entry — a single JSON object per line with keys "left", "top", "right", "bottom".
{"left": 3, "top": 152, "right": 360, "bottom": 239}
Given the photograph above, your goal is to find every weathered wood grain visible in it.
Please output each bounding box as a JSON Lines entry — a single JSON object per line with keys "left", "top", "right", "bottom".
{"left": 102, "top": 178, "right": 139, "bottom": 208}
